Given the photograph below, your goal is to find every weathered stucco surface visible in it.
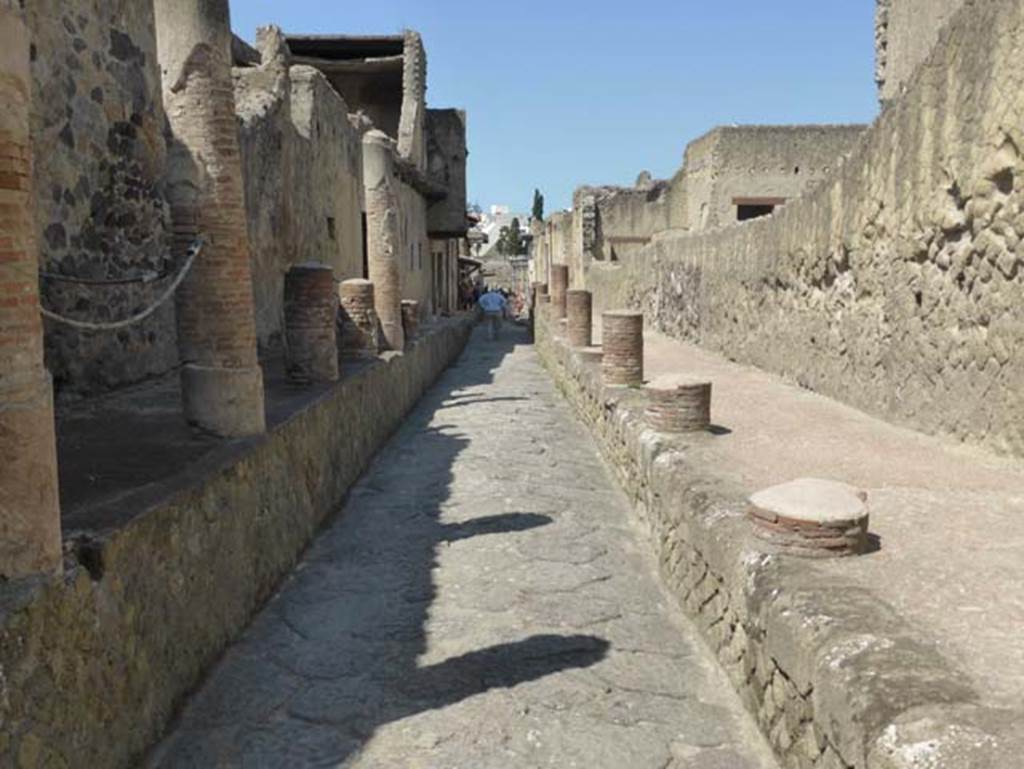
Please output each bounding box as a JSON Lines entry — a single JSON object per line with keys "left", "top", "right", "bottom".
{"left": 0, "top": 318, "right": 473, "bottom": 769}
{"left": 536, "top": 317, "right": 1024, "bottom": 769}
{"left": 28, "top": 0, "right": 177, "bottom": 393}
{"left": 234, "top": 33, "right": 365, "bottom": 353}
{"left": 678, "top": 126, "right": 867, "bottom": 231}
{"left": 586, "top": 0, "right": 1024, "bottom": 457}
{"left": 875, "top": 0, "right": 968, "bottom": 104}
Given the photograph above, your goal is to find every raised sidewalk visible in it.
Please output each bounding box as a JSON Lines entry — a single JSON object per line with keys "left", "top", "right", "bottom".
{"left": 539, "top": 316, "right": 1024, "bottom": 768}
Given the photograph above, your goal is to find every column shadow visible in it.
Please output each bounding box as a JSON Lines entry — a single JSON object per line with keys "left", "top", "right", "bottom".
{"left": 146, "top": 323, "right": 610, "bottom": 768}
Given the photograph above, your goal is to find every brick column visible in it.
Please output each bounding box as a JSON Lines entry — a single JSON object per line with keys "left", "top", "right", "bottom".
{"left": 566, "top": 289, "right": 592, "bottom": 348}
{"left": 338, "top": 279, "right": 382, "bottom": 359}
{"left": 645, "top": 375, "right": 712, "bottom": 433}
{"left": 601, "top": 310, "right": 644, "bottom": 386}
{"left": 284, "top": 264, "right": 339, "bottom": 383}
{"left": 550, "top": 264, "right": 569, "bottom": 320}
{"left": 155, "top": 0, "right": 265, "bottom": 437}
{"left": 363, "top": 130, "right": 404, "bottom": 351}
{"left": 0, "top": 2, "right": 62, "bottom": 577}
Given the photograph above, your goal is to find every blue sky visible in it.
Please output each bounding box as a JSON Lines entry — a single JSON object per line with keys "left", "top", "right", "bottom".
{"left": 232, "top": 1, "right": 879, "bottom": 213}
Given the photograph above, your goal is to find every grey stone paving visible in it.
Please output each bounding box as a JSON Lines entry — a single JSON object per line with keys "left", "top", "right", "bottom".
{"left": 146, "top": 325, "right": 779, "bottom": 769}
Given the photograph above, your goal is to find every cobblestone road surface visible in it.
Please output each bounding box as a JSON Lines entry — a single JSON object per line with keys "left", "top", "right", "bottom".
{"left": 147, "top": 324, "right": 779, "bottom": 769}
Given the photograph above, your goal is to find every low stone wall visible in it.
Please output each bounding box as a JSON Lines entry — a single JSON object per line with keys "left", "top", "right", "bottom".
{"left": 536, "top": 317, "right": 1023, "bottom": 769}
{"left": 0, "top": 316, "right": 474, "bottom": 769}
{"left": 583, "top": 0, "right": 1024, "bottom": 458}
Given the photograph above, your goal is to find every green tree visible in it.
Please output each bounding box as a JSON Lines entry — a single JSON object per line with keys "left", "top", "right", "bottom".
{"left": 496, "top": 217, "right": 528, "bottom": 256}
{"left": 532, "top": 189, "right": 545, "bottom": 221}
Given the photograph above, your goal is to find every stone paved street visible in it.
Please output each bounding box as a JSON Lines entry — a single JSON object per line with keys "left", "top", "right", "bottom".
{"left": 146, "top": 324, "right": 779, "bottom": 769}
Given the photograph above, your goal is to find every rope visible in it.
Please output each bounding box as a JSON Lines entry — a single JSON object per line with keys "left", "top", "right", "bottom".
{"left": 39, "top": 268, "right": 165, "bottom": 286}
{"left": 39, "top": 238, "right": 205, "bottom": 332}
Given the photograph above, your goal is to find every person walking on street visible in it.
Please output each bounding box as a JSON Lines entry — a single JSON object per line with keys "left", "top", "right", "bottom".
{"left": 478, "top": 288, "right": 508, "bottom": 340}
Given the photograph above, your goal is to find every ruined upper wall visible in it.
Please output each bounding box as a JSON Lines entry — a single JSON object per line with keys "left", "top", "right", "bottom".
{"left": 234, "top": 28, "right": 365, "bottom": 354}
{"left": 28, "top": 0, "right": 176, "bottom": 394}
{"left": 682, "top": 125, "right": 867, "bottom": 230}
{"left": 425, "top": 108, "right": 468, "bottom": 237}
{"left": 586, "top": 0, "right": 1024, "bottom": 456}
{"left": 875, "top": 0, "right": 967, "bottom": 104}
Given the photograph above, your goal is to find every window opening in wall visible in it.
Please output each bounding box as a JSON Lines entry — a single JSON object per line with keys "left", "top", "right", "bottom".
{"left": 733, "top": 196, "right": 786, "bottom": 222}
{"left": 326, "top": 217, "right": 336, "bottom": 241}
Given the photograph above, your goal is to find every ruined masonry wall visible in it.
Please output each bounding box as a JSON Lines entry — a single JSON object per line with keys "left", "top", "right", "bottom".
{"left": 235, "top": 57, "right": 364, "bottom": 355}
{"left": 28, "top": 0, "right": 176, "bottom": 394}
{"left": 0, "top": 317, "right": 474, "bottom": 769}
{"left": 588, "top": 0, "right": 1024, "bottom": 457}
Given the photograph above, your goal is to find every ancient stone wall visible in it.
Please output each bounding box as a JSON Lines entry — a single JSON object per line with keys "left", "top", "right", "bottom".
{"left": 0, "top": 317, "right": 474, "bottom": 769}
{"left": 425, "top": 108, "right": 468, "bottom": 236}
{"left": 396, "top": 175, "right": 432, "bottom": 313}
{"left": 683, "top": 125, "right": 866, "bottom": 231}
{"left": 573, "top": 182, "right": 673, "bottom": 265}
{"left": 234, "top": 36, "right": 365, "bottom": 354}
{"left": 585, "top": 0, "right": 1024, "bottom": 457}
{"left": 875, "top": 0, "right": 967, "bottom": 104}
{"left": 28, "top": 0, "right": 177, "bottom": 394}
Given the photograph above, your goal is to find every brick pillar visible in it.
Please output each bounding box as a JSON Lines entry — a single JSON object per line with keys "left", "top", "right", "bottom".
{"left": 0, "top": 3, "right": 62, "bottom": 577}
{"left": 550, "top": 264, "right": 568, "bottom": 320}
{"left": 363, "top": 130, "right": 404, "bottom": 351}
{"left": 155, "top": 0, "right": 265, "bottom": 437}
{"left": 602, "top": 310, "right": 644, "bottom": 386}
{"left": 284, "top": 264, "right": 339, "bottom": 383}
{"left": 338, "top": 279, "right": 382, "bottom": 359}
{"left": 566, "top": 289, "right": 592, "bottom": 348}
{"left": 401, "top": 300, "right": 420, "bottom": 343}
{"left": 644, "top": 375, "right": 712, "bottom": 433}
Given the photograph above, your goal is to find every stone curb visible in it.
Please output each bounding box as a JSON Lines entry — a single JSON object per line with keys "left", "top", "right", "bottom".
{"left": 535, "top": 318, "right": 1024, "bottom": 769}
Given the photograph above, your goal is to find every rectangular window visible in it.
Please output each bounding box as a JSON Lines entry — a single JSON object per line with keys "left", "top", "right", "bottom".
{"left": 733, "top": 196, "right": 786, "bottom": 222}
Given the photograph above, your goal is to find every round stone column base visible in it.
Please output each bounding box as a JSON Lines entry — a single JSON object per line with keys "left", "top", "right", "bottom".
{"left": 748, "top": 478, "right": 870, "bottom": 558}
{"left": 181, "top": 364, "right": 266, "bottom": 438}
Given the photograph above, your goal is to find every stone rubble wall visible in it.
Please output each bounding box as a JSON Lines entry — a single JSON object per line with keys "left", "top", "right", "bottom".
{"left": 28, "top": 0, "right": 177, "bottom": 394}
{"left": 0, "top": 317, "right": 474, "bottom": 769}
{"left": 586, "top": 0, "right": 1024, "bottom": 457}
{"left": 535, "top": 317, "right": 1024, "bottom": 769}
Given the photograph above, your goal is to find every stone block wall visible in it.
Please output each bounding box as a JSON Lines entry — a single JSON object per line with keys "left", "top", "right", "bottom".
{"left": 536, "top": 319, "right": 1024, "bottom": 769}
{"left": 0, "top": 317, "right": 474, "bottom": 769}
{"left": 585, "top": 0, "right": 1024, "bottom": 457}
{"left": 28, "top": 0, "right": 177, "bottom": 394}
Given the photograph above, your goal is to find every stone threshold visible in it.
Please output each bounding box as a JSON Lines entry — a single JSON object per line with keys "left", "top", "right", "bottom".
{"left": 535, "top": 318, "right": 1024, "bottom": 769}
{"left": 0, "top": 316, "right": 475, "bottom": 769}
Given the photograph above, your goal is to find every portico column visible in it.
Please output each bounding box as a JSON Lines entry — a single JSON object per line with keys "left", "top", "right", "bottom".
{"left": 362, "top": 130, "right": 405, "bottom": 351}
{"left": 0, "top": 1, "right": 62, "bottom": 577}
{"left": 155, "top": 0, "right": 266, "bottom": 437}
